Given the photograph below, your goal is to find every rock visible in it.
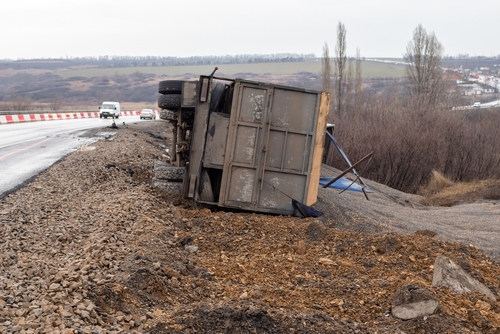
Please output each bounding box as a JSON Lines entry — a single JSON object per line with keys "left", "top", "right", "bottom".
{"left": 296, "top": 240, "right": 307, "bottom": 255}
{"left": 184, "top": 244, "right": 198, "bottom": 253}
{"left": 475, "top": 300, "right": 491, "bottom": 312}
{"left": 391, "top": 284, "right": 439, "bottom": 320}
{"left": 319, "top": 257, "right": 335, "bottom": 265}
{"left": 251, "top": 290, "right": 263, "bottom": 299}
{"left": 432, "top": 255, "right": 496, "bottom": 301}
{"left": 319, "top": 270, "right": 331, "bottom": 277}
{"left": 60, "top": 309, "right": 73, "bottom": 318}
{"left": 306, "top": 221, "right": 326, "bottom": 241}
{"left": 162, "top": 267, "right": 182, "bottom": 279}
{"left": 468, "top": 309, "right": 491, "bottom": 329}
{"left": 192, "top": 267, "right": 213, "bottom": 281}
{"left": 375, "top": 235, "right": 402, "bottom": 254}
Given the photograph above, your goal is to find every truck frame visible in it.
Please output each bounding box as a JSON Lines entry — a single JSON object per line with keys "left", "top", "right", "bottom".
{"left": 157, "top": 71, "right": 330, "bottom": 216}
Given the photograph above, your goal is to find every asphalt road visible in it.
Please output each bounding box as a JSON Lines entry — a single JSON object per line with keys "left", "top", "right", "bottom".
{"left": 0, "top": 116, "right": 142, "bottom": 198}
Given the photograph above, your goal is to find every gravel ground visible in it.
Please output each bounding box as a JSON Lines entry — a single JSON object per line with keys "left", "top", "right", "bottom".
{"left": 316, "top": 164, "right": 500, "bottom": 260}
{"left": 1, "top": 120, "right": 500, "bottom": 333}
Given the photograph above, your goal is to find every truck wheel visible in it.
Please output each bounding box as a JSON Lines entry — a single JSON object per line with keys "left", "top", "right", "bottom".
{"left": 160, "top": 109, "right": 176, "bottom": 120}
{"left": 152, "top": 178, "right": 182, "bottom": 193}
{"left": 154, "top": 162, "right": 186, "bottom": 181}
{"left": 159, "top": 80, "right": 184, "bottom": 94}
{"left": 158, "top": 94, "right": 182, "bottom": 109}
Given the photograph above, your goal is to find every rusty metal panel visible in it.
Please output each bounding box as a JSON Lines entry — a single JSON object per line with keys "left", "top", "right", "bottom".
{"left": 233, "top": 125, "right": 259, "bottom": 165}
{"left": 219, "top": 84, "right": 268, "bottom": 209}
{"left": 216, "top": 79, "right": 326, "bottom": 215}
{"left": 226, "top": 166, "right": 256, "bottom": 203}
{"left": 259, "top": 172, "right": 306, "bottom": 211}
{"left": 238, "top": 86, "right": 267, "bottom": 123}
{"left": 203, "top": 112, "right": 229, "bottom": 168}
{"left": 270, "top": 88, "right": 316, "bottom": 131}
{"left": 265, "top": 130, "right": 310, "bottom": 172}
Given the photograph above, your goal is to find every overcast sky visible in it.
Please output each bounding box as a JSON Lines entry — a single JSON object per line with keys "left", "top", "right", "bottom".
{"left": 1, "top": 0, "right": 498, "bottom": 60}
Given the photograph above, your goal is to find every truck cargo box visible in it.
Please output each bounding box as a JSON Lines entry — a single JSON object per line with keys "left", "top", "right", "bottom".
{"left": 158, "top": 74, "right": 330, "bottom": 216}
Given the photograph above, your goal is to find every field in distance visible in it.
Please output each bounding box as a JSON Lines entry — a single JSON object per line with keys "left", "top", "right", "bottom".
{"left": 58, "top": 59, "right": 406, "bottom": 79}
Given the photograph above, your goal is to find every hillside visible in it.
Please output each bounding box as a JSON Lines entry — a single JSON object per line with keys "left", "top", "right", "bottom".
{"left": 1, "top": 120, "right": 499, "bottom": 333}
{"left": 0, "top": 58, "right": 406, "bottom": 110}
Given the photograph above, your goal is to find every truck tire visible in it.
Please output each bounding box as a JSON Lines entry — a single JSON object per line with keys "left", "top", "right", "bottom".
{"left": 152, "top": 178, "right": 182, "bottom": 193}
{"left": 160, "top": 109, "right": 176, "bottom": 121}
{"left": 154, "top": 162, "right": 185, "bottom": 181}
{"left": 158, "top": 94, "right": 182, "bottom": 109}
{"left": 159, "top": 80, "right": 183, "bottom": 94}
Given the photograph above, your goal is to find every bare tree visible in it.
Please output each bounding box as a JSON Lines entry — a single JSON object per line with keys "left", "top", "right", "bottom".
{"left": 404, "top": 24, "right": 445, "bottom": 111}
{"left": 321, "top": 42, "right": 332, "bottom": 94}
{"left": 9, "top": 96, "right": 33, "bottom": 111}
{"left": 354, "top": 48, "right": 363, "bottom": 113}
{"left": 334, "top": 22, "right": 347, "bottom": 116}
{"left": 345, "top": 58, "right": 354, "bottom": 113}
{"left": 322, "top": 42, "right": 335, "bottom": 124}
{"left": 49, "top": 94, "right": 63, "bottom": 111}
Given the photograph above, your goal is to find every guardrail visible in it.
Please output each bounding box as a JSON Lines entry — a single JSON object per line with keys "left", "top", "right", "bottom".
{"left": 0, "top": 110, "right": 155, "bottom": 125}
{"left": 452, "top": 104, "right": 500, "bottom": 110}
{"left": 0, "top": 110, "right": 147, "bottom": 115}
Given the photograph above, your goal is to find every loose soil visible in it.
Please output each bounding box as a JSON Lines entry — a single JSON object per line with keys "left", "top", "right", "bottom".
{"left": 1, "top": 120, "right": 500, "bottom": 333}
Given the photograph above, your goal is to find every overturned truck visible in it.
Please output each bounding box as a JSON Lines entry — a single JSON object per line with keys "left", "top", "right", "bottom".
{"left": 156, "top": 71, "right": 330, "bottom": 216}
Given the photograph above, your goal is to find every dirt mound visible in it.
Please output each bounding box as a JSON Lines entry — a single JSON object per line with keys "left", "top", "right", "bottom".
{"left": 1, "top": 120, "right": 499, "bottom": 333}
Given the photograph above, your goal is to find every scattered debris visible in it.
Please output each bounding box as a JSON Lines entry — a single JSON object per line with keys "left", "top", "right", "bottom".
{"left": 391, "top": 284, "right": 439, "bottom": 320}
{"left": 1, "top": 121, "right": 499, "bottom": 333}
{"left": 432, "top": 255, "right": 497, "bottom": 301}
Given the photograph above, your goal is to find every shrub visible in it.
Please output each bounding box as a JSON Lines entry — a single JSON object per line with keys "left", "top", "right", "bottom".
{"left": 328, "top": 99, "right": 500, "bottom": 194}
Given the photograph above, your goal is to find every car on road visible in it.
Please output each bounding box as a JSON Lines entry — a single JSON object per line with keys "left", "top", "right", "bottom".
{"left": 140, "top": 109, "right": 156, "bottom": 120}
{"left": 473, "top": 102, "right": 481, "bottom": 108}
{"left": 99, "top": 101, "right": 120, "bottom": 119}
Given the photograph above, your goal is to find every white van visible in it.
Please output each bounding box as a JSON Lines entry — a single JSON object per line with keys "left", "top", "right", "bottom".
{"left": 99, "top": 102, "right": 121, "bottom": 119}
{"left": 473, "top": 102, "right": 481, "bottom": 108}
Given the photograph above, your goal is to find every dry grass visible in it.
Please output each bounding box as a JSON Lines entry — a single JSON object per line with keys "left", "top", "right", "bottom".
{"left": 418, "top": 170, "right": 454, "bottom": 196}
{"left": 421, "top": 178, "right": 500, "bottom": 206}
{"left": 329, "top": 96, "right": 500, "bottom": 195}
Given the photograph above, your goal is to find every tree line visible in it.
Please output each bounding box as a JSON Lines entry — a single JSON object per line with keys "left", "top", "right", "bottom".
{"left": 322, "top": 23, "right": 500, "bottom": 195}
{"left": 0, "top": 54, "right": 316, "bottom": 70}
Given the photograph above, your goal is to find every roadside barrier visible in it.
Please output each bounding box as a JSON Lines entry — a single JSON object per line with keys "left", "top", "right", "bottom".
{"left": 0, "top": 110, "right": 158, "bottom": 125}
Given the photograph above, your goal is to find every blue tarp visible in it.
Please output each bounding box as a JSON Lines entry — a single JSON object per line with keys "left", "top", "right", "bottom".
{"left": 319, "top": 177, "right": 371, "bottom": 193}
{"left": 292, "top": 199, "right": 324, "bottom": 218}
